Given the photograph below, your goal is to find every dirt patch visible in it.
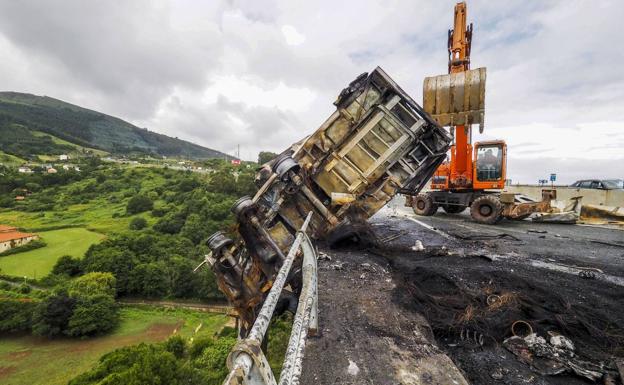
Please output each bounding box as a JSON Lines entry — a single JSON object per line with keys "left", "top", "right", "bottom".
{"left": 0, "top": 365, "right": 17, "bottom": 379}
{"left": 146, "top": 322, "right": 181, "bottom": 338}
{"left": 4, "top": 350, "right": 32, "bottom": 362}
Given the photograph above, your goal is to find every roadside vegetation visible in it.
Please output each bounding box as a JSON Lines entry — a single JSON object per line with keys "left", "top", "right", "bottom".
{"left": 0, "top": 155, "right": 293, "bottom": 384}
{"left": 0, "top": 304, "right": 231, "bottom": 385}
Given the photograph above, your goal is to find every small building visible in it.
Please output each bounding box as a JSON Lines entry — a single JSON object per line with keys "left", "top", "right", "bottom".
{"left": 14, "top": 196, "right": 25, "bottom": 201}
{"left": 18, "top": 166, "right": 32, "bottom": 173}
{"left": 59, "top": 154, "right": 69, "bottom": 161}
{"left": 47, "top": 168, "right": 58, "bottom": 174}
{"left": 62, "top": 164, "right": 81, "bottom": 172}
{"left": 0, "top": 225, "right": 39, "bottom": 253}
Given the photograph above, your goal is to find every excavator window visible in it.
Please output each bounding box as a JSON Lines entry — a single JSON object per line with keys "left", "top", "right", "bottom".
{"left": 476, "top": 144, "right": 503, "bottom": 182}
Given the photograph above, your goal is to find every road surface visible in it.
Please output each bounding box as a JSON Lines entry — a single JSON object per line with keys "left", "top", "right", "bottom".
{"left": 301, "top": 201, "right": 624, "bottom": 384}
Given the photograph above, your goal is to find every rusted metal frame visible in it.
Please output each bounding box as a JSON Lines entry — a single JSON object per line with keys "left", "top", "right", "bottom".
{"left": 248, "top": 212, "right": 312, "bottom": 342}
{"left": 222, "top": 213, "right": 317, "bottom": 385}
{"left": 373, "top": 66, "right": 444, "bottom": 131}
{"left": 299, "top": 185, "right": 339, "bottom": 225}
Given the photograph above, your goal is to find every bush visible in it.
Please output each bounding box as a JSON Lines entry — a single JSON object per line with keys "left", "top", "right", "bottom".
{"left": 164, "top": 335, "right": 186, "bottom": 359}
{"left": 68, "top": 343, "right": 201, "bottom": 385}
{"left": 68, "top": 272, "right": 117, "bottom": 298}
{"left": 129, "top": 216, "right": 148, "bottom": 230}
{"left": 52, "top": 255, "right": 83, "bottom": 277}
{"left": 65, "top": 294, "right": 118, "bottom": 337}
{"left": 32, "top": 291, "right": 76, "bottom": 336}
{"left": 126, "top": 194, "right": 153, "bottom": 214}
{"left": 18, "top": 283, "right": 31, "bottom": 294}
{"left": 0, "top": 298, "right": 37, "bottom": 332}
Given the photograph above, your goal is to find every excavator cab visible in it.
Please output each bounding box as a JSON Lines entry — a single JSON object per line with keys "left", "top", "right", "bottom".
{"left": 473, "top": 140, "right": 506, "bottom": 189}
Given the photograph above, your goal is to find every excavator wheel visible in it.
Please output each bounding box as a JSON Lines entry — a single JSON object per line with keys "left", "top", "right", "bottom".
{"left": 412, "top": 194, "right": 438, "bottom": 216}
{"left": 470, "top": 195, "right": 503, "bottom": 224}
{"left": 442, "top": 205, "right": 466, "bottom": 214}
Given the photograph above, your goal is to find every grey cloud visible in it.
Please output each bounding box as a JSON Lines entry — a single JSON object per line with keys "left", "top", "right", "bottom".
{"left": 0, "top": 0, "right": 621, "bottom": 184}
{"left": 0, "top": 0, "right": 222, "bottom": 119}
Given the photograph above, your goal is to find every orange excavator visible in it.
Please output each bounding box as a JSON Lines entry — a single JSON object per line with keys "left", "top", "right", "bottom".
{"left": 405, "top": 1, "right": 554, "bottom": 224}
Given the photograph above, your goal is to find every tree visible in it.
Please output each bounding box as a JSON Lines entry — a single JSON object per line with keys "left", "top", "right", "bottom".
{"left": 129, "top": 262, "right": 169, "bottom": 298}
{"left": 68, "top": 344, "right": 187, "bottom": 385}
{"left": 198, "top": 337, "right": 237, "bottom": 383}
{"left": 180, "top": 213, "right": 206, "bottom": 244}
{"left": 68, "top": 272, "right": 117, "bottom": 298}
{"left": 52, "top": 255, "right": 83, "bottom": 277}
{"left": 81, "top": 247, "right": 135, "bottom": 296}
{"left": 258, "top": 151, "right": 278, "bottom": 165}
{"left": 65, "top": 294, "right": 118, "bottom": 337}
{"left": 32, "top": 291, "right": 76, "bottom": 336}
{"left": 0, "top": 298, "right": 36, "bottom": 332}
{"left": 164, "top": 335, "right": 186, "bottom": 359}
{"left": 207, "top": 170, "right": 238, "bottom": 195}
{"left": 126, "top": 194, "right": 153, "bottom": 214}
{"left": 129, "top": 216, "right": 148, "bottom": 230}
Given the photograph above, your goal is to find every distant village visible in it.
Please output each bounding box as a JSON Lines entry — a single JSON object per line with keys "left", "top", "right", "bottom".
{"left": 16, "top": 154, "right": 81, "bottom": 175}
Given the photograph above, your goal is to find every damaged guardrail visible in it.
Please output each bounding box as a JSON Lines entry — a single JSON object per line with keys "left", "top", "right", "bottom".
{"left": 223, "top": 212, "right": 318, "bottom": 385}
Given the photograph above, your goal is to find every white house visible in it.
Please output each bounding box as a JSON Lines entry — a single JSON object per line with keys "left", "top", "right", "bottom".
{"left": 0, "top": 225, "right": 39, "bottom": 253}
{"left": 17, "top": 166, "right": 32, "bottom": 173}
{"left": 59, "top": 154, "right": 69, "bottom": 161}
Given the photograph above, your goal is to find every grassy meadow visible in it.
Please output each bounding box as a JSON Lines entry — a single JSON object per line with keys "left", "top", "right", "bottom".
{"left": 0, "top": 306, "right": 231, "bottom": 385}
{"left": 0, "top": 228, "right": 104, "bottom": 278}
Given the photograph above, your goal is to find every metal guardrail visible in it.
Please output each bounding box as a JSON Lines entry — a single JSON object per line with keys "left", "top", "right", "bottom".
{"left": 223, "top": 212, "right": 318, "bottom": 385}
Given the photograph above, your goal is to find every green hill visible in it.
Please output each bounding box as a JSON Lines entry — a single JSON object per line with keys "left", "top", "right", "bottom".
{"left": 0, "top": 92, "right": 229, "bottom": 159}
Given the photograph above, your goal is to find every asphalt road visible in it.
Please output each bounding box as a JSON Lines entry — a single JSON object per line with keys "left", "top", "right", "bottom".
{"left": 382, "top": 201, "right": 624, "bottom": 280}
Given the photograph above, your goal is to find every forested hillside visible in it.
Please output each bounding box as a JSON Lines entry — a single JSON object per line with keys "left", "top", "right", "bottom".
{"left": 0, "top": 92, "right": 229, "bottom": 159}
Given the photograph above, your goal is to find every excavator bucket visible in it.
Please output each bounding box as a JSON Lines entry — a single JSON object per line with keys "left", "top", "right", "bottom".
{"left": 423, "top": 67, "right": 486, "bottom": 130}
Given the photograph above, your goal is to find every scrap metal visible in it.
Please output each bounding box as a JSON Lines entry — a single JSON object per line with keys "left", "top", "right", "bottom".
{"left": 199, "top": 67, "right": 451, "bottom": 334}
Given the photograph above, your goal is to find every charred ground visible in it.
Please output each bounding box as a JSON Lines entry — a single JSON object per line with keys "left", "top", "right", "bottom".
{"left": 302, "top": 206, "right": 624, "bottom": 384}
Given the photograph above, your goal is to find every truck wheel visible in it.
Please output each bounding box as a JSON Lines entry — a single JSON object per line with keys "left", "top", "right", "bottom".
{"left": 442, "top": 205, "right": 466, "bottom": 214}
{"left": 470, "top": 195, "right": 503, "bottom": 224}
{"left": 412, "top": 194, "right": 438, "bottom": 216}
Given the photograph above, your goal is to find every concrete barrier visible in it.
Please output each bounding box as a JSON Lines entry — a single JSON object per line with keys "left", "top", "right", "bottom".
{"left": 504, "top": 185, "right": 624, "bottom": 208}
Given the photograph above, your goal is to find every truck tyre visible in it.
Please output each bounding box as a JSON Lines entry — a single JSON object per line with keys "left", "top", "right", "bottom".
{"left": 412, "top": 194, "right": 438, "bottom": 216}
{"left": 470, "top": 195, "right": 503, "bottom": 224}
{"left": 442, "top": 205, "right": 466, "bottom": 214}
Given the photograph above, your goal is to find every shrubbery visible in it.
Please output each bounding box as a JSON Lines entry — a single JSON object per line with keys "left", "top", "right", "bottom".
{"left": 126, "top": 194, "right": 153, "bottom": 214}
{"left": 80, "top": 232, "right": 221, "bottom": 299}
{"left": 129, "top": 216, "right": 148, "bottom": 230}
{"left": 51, "top": 255, "right": 83, "bottom": 277}
{"left": 68, "top": 335, "right": 237, "bottom": 385}
{"left": 0, "top": 298, "right": 37, "bottom": 332}
{"left": 31, "top": 272, "right": 119, "bottom": 337}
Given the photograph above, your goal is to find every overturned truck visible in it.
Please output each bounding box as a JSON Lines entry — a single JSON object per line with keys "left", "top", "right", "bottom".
{"left": 200, "top": 67, "right": 452, "bottom": 334}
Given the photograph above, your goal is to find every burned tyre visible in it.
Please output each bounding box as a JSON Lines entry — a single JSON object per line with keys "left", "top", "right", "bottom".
{"left": 442, "top": 204, "right": 466, "bottom": 214}
{"left": 412, "top": 194, "right": 438, "bottom": 216}
{"left": 470, "top": 195, "right": 502, "bottom": 224}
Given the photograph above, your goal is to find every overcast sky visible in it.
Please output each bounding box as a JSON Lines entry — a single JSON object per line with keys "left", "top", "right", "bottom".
{"left": 0, "top": 0, "right": 622, "bottom": 183}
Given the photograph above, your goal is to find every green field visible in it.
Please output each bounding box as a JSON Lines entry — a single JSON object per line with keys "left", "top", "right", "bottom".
{"left": 31, "top": 130, "right": 109, "bottom": 159}
{"left": 0, "top": 200, "right": 155, "bottom": 235}
{"left": 0, "top": 306, "right": 231, "bottom": 385}
{"left": 0, "top": 151, "right": 25, "bottom": 166}
{"left": 0, "top": 228, "right": 104, "bottom": 278}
